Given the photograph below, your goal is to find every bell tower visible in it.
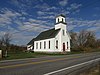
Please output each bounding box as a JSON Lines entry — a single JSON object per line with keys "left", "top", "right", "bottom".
{"left": 56, "top": 14, "right": 66, "bottom": 24}
{"left": 55, "top": 14, "right": 67, "bottom": 30}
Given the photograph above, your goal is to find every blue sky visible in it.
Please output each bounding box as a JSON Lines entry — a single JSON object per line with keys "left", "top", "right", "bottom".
{"left": 0, "top": 0, "right": 100, "bottom": 46}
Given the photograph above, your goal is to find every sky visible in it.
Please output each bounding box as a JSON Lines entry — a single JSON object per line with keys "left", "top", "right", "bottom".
{"left": 0, "top": 0, "right": 100, "bottom": 46}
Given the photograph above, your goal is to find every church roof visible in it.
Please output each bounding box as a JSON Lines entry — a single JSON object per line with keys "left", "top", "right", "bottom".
{"left": 27, "top": 28, "right": 60, "bottom": 45}
{"left": 27, "top": 38, "right": 35, "bottom": 45}
{"left": 56, "top": 14, "right": 65, "bottom": 18}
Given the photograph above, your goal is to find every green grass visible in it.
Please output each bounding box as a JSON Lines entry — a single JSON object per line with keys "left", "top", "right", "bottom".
{"left": 2, "top": 52, "right": 35, "bottom": 60}
{"left": 0, "top": 48, "right": 99, "bottom": 60}
{"left": 0, "top": 51, "right": 82, "bottom": 60}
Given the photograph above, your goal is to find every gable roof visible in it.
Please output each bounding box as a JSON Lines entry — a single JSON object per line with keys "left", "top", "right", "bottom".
{"left": 27, "top": 28, "right": 60, "bottom": 45}
{"left": 27, "top": 38, "right": 35, "bottom": 45}
{"left": 66, "top": 30, "right": 71, "bottom": 39}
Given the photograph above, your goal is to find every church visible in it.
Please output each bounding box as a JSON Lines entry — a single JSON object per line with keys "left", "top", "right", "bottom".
{"left": 27, "top": 14, "right": 71, "bottom": 52}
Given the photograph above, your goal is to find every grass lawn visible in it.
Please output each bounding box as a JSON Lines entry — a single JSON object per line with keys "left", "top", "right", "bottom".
{"left": 1, "top": 51, "right": 82, "bottom": 60}
{"left": 2, "top": 52, "right": 36, "bottom": 60}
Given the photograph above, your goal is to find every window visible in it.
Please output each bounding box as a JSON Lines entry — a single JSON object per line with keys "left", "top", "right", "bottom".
{"left": 62, "top": 18, "right": 63, "bottom": 22}
{"left": 63, "top": 43, "right": 65, "bottom": 51}
{"left": 49, "top": 41, "right": 50, "bottom": 49}
{"left": 44, "top": 41, "right": 46, "bottom": 49}
{"left": 58, "top": 18, "right": 59, "bottom": 22}
{"left": 33, "top": 42, "right": 34, "bottom": 49}
{"left": 36, "top": 43, "right": 38, "bottom": 49}
{"left": 40, "top": 42, "right": 41, "bottom": 49}
{"left": 56, "top": 40, "right": 58, "bottom": 49}
{"left": 33, "top": 46, "right": 34, "bottom": 49}
{"left": 67, "top": 42, "right": 68, "bottom": 49}
{"left": 63, "top": 30, "right": 65, "bottom": 36}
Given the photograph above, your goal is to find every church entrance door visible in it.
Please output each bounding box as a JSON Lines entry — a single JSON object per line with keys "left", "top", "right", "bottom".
{"left": 63, "top": 43, "right": 65, "bottom": 51}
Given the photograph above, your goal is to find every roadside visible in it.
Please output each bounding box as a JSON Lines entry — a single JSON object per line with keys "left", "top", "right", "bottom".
{"left": 0, "top": 51, "right": 81, "bottom": 60}
{"left": 0, "top": 48, "right": 100, "bottom": 61}
{"left": 80, "top": 64, "right": 100, "bottom": 75}
{"left": 0, "top": 52, "right": 100, "bottom": 75}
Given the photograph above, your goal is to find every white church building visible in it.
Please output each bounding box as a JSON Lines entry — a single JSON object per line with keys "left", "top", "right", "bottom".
{"left": 27, "top": 14, "right": 71, "bottom": 52}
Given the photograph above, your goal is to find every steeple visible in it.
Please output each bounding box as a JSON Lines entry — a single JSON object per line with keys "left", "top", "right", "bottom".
{"left": 55, "top": 14, "right": 67, "bottom": 30}
{"left": 56, "top": 14, "right": 66, "bottom": 24}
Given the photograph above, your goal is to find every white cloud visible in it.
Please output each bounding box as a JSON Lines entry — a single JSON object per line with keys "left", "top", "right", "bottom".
{"left": 87, "top": 27, "right": 100, "bottom": 32}
{"left": 0, "top": 8, "right": 53, "bottom": 45}
{"left": 68, "top": 25, "right": 77, "bottom": 31}
{"left": 36, "top": 2, "right": 81, "bottom": 18}
{"left": 11, "top": 18, "right": 52, "bottom": 45}
{"left": 10, "top": 0, "right": 34, "bottom": 9}
{"left": 11, "top": 32, "right": 34, "bottom": 46}
{"left": 18, "top": 18, "right": 51, "bottom": 32}
{"left": 60, "top": 10, "right": 70, "bottom": 15}
{"left": 46, "top": 6, "right": 57, "bottom": 11}
{"left": 67, "top": 3, "right": 82, "bottom": 10}
{"left": 37, "top": 15, "right": 55, "bottom": 19}
{"left": 93, "top": 14, "right": 100, "bottom": 18}
{"left": 34, "top": 3, "right": 50, "bottom": 10}
{"left": 28, "top": 18, "right": 47, "bottom": 24}
{"left": 94, "top": 7, "right": 100, "bottom": 10}
{"left": 0, "top": 8, "right": 21, "bottom": 26}
{"left": 10, "top": 0, "right": 19, "bottom": 6}
{"left": 37, "top": 11, "right": 45, "bottom": 15}
{"left": 66, "top": 17, "right": 100, "bottom": 32}
{"left": 37, "top": 10, "right": 57, "bottom": 16}
{"left": 0, "top": 31, "right": 6, "bottom": 38}
{"left": 96, "top": 32, "right": 100, "bottom": 39}
{"left": 59, "top": 0, "right": 68, "bottom": 6}
{"left": 40, "top": 0, "right": 44, "bottom": 2}
{"left": 34, "top": 3, "right": 58, "bottom": 12}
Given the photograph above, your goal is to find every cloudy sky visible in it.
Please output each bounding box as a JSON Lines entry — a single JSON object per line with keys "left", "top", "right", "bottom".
{"left": 0, "top": 0, "right": 100, "bottom": 46}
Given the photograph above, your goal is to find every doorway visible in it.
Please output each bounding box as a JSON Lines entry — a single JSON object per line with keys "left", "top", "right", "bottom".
{"left": 63, "top": 43, "right": 65, "bottom": 51}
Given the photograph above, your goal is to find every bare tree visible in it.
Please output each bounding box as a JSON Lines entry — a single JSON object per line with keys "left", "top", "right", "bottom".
{"left": 70, "top": 31, "right": 78, "bottom": 49}
{"left": 70, "top": 30, "right": 96, "bottom": 52}
{"left": 0, "top": 39, "right": 2, "bottom": 46}
{"left": 85, "top": 31, "right": 96, "bottom": 47}
{"left": 96, "top": 39, "right": 100, "bottom": 48}
{"left": 76, "top": 30, "right": 96, "bottom": 52}
{"left": 77, "top": 30, "right": 88, "bottom": 47}
{"left": 0, "top": 39, "right": 2, "bottom": 49}
{"left": 1, "top": 32, "right": 12, "bottom": 57}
